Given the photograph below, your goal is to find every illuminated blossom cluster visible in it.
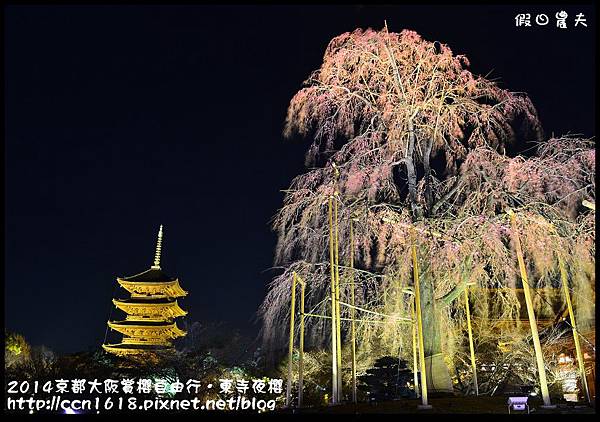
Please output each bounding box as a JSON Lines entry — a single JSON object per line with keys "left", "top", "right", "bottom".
{"left": 260, "top": 28, "right": 595, "bottom": 386}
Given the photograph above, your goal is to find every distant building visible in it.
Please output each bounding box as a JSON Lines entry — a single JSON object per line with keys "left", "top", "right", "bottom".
{"left": 103, "top": 225, "right": 188, "bottom": 356}
{"left": 471, "top": 287, "right": 595, "bottom": 402}
{"left": 547, "top": 322, "right": 595, "bottom": 402}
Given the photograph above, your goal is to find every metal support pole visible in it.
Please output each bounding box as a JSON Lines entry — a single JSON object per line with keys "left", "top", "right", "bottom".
{"left": 286, "top": 272, "right": 297, "bottom": 408}
{"left": 411, "top": 227, "right": 431, "bottom": 409}
{"left": 411, "top": 298, "right": 420, "bottom": 398}
{"left": 298, "top": 276, "right": 306, "bottom": 408}
{"left": 333, "top": 191, "right": 343, "bottom": 402}
{"left": 558, "top": 255, "right": 591, "bottom": 404}
{"left": 508, "top": 209, "right": 554, "bottom": 408}
{"left": 350, "top": 218, "right": 357, "bottom": 404}
{"left": 464, "top": 287, "right": 479, "bottom": 396}
{"left": 328, "top": 196, "right": 338, "bottom": 404}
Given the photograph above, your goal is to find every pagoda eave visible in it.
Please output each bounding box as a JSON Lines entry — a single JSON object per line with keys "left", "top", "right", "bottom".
{"left": 117, "top": 278, "right": 188, "bottom": 298}
{"left": 107, "top": 321, "right": 186, "bottom": 339}
{"left": 112, "top": 299, "right": 187, "bottom": 319}
{"left": 102, "top": 343, "right": 174, "bottom": 357}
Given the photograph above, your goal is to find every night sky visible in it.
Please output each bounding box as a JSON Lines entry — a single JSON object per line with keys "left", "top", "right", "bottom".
{"left": 4, "top": 4, "right": 595, "bottom": 353}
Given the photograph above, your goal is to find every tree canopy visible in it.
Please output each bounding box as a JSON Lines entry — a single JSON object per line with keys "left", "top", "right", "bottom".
{"left": 260, "top": 27, "right": 595, "bottom": 394}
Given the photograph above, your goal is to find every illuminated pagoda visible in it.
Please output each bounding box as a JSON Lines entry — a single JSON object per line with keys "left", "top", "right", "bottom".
{"left": 103, "top": 225, "right": 187, "bottom": 356}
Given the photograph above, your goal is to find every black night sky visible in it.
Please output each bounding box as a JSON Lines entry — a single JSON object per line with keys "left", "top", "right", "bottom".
{"left": 4, "top": 4, "right": 595, "bottom": 353}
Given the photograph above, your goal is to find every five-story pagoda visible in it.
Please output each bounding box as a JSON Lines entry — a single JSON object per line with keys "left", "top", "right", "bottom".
{"left": 103, "top": 225, "right": 187, "bottom": 356}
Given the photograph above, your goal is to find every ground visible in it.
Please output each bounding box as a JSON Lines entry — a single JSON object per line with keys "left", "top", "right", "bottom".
{"left": 282, "top": 396, "right": 595, "bottom": 414}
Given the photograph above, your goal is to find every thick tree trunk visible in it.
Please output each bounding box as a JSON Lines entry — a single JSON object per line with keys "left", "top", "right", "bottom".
{"left": 422, "top": 138, "right": 434, "bottom": 217}
{"left": 407, "top": 123, "right": 452, "bottom": 393}
{"left": 405, "top": 120, "right": 422, "bottom": 219}
{"left": 420, "top": 274, "right": 454, "bottom": 394}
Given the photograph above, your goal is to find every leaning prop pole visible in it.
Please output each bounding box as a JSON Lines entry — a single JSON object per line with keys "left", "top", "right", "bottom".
{"left": 411, "top": 226, "right": 432, "bottom": 409}
{"left": 464, "top": 286, "right": 479, "bottom": 396}
{"left": 508, "top": 209, "right": 554, "bottom": 408}
{"left": 286, "top": 272, "right": 297, "bottom": 408}
{"left": 328, "top": 195, "right": 339, "bottom": 404}
{"left": 557, "top": 255, "right": 591, "bottom": 404}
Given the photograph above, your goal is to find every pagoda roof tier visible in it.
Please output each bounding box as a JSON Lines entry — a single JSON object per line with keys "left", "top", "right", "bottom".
{"left": 110, "top": 319, "right": 174, "bottom": 326}
{"left": 119, "top": 268, "right": 177, "bottom": 283}
{"left": 108, "top": 320, "right": 186, "bottom": 339}
{"left": 112, "top": 298, "right": 187, "bottom": 319}
{"left": 117, "top": 277, "right": 187, "bottom": 298}
{"left": 102, "top": 343, "right": 173, "bottom": 357}
{"left": 116, "top": 297, "right": 177, "bottom": 304}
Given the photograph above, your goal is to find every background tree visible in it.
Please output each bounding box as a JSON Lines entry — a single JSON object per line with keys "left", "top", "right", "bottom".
{"left": 5, "top": 331, "right": 32, "bottom": 370}
{"left": 260, "top": 27, "right": 594, "bottom": 395}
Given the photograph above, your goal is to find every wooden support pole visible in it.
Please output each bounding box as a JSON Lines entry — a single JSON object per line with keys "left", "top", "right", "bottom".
{"left": 411, "top": 227, "right": 431, "bottom": 409}
{"left": 350, "top": 218, "right": 357, "bottom": 404}
{"left": 328, "top": 196, "right": 339, "bottom": 404}
{"left": 508, "top": 209, "right": 553, "bottom": 408}
{"left": 464, "top": 287, "right": 479, "bottom": 396}
{"left": 333, "top": 191, "right": 343, "bottom": 402}
{"left": 558, "top": 255, "right": 591, "bottom": 404}
{"left": 298, "top": 276, "right": 306, "bottom": 408}
{"left": 286, "top": 272, "right": 297, "bottom": 408}
{"left": 411, "top": 298, "right": 420, "bottom": 398}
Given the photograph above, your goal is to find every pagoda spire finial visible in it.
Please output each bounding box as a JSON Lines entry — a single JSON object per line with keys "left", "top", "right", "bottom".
{"left": 151, "top": 225, "right": 163, "bottom": 269}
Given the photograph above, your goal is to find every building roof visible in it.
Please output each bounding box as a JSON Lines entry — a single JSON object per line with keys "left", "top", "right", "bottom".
{"left": 103, "top": 343, "right": 173, "bottom": 351}
{"left": 114, "top": 297, "right": 177, "bottom": 305}
{"left": 109, "top": 320, "right": 176, "bottom": 327}
{"left": 119, "top": 267, "right": 177, "bottom": 283}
